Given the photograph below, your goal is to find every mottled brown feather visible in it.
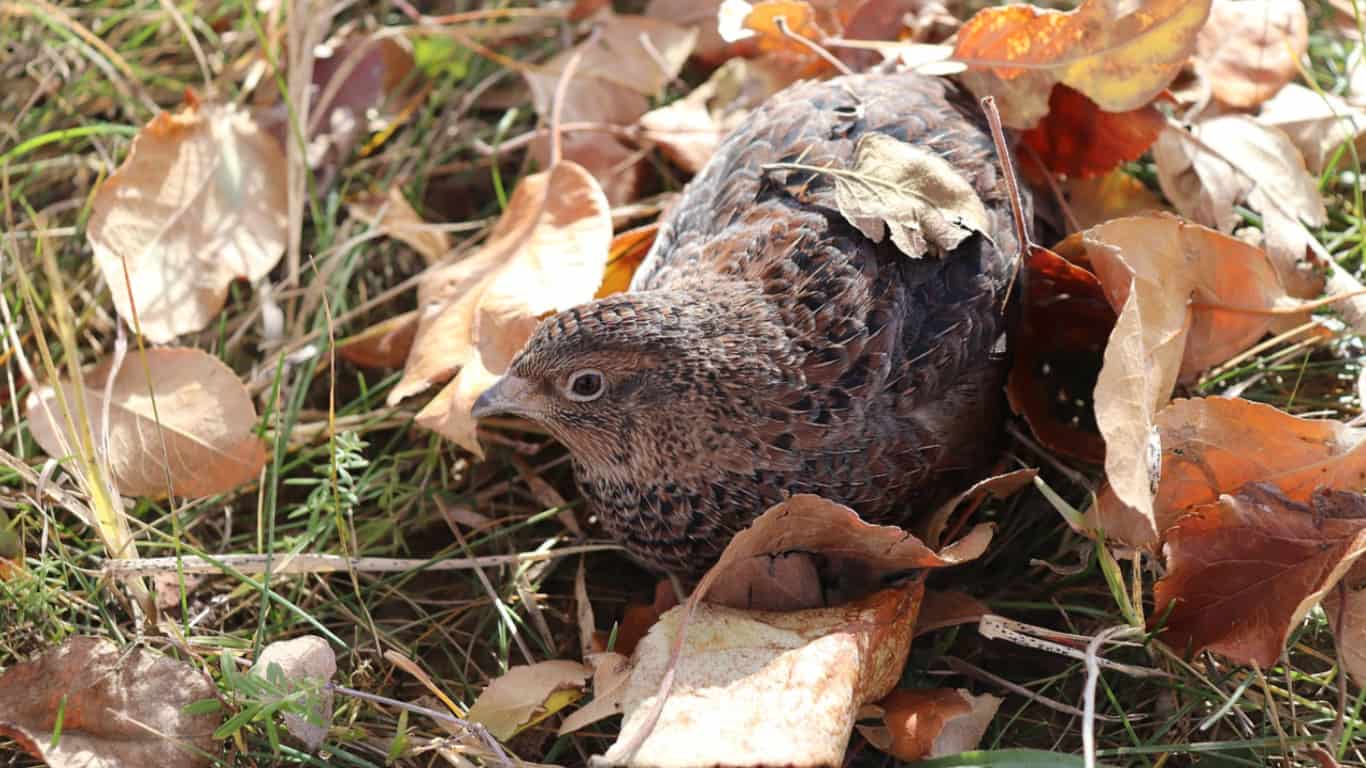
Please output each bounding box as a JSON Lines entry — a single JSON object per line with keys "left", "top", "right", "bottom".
{"left": 495, "top": 72, "right": 1027, "bottom": 575}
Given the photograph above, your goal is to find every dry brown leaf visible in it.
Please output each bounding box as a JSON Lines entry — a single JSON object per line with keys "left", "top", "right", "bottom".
{"left": 647, "top": 0, "right": 733, "bottom": 62}
{"left": 27, "top": 347, "right": 268, "bottom": 498}
{"left": 1153, "top": 485, "right": 1366, "bottom": 667}
{"left": 1325, "top": 578, "right": 1366, "bottom": 687}
{"left": 348, "top": 187, "right": 450, "bottom": 263}
{"left": 701, "top": 494, "right": 995, "bottom": 612}
{"left": 858, "top": 688, "right": 1001, "bottom": 761}
{"left": 466, "top": 660, "right": 591, "bottom": 741}
{"left": 602, "top": 585, "right": 922, "bottom": 766}
{"left": 559, "top": 651, "right": 632, "bottom": 735}
{"left": 1152, "top": 116, "right": 1327, "bottom": 298}
{"left": 391, "top": 161, "right": 612, "bottom": 455}
{"left": 830, "top": 133, "right": 991, "bottom": 258}
{"left": 1056, "top": 214, "right": 1301, "bottom": 545}
{"left": 952, "top": 0, "right": 1211, "bottom": 128}
{"left": 0, "top": 636, "right": 219, "bottom": 768}
{"left": 1141, "top": 397, "right": 1366, "bottom": 536}
{"left": 1194, "top": 0, "right": 1307, "bottom": 109}
{"left": 88, "top": 96, "right": 287, "bottom": 343}
{"left": 1257, "top": 83, "right": 1366, "bottom": 175}
{"left": 251, "top": 635, "right": 337, "bottom": 752}
{"left": 1062, "top": 171, "right": 1169, "bottom": 230}
{"left": 913, "top": 589, "right": 991, "bottom": 637}
{"left": 919, "top": 468, "right": 1036, "bottom": 550}
{"left": 336, "top": 309, "right": 419, "bottom": 370}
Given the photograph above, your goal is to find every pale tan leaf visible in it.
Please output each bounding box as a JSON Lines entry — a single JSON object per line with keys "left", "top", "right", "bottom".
{"left": 466, "top": 660, "right": 590, "bottom": 742}
{"left": 0, "top": 637, "right": 219, "bottom": 768}
{"left": 1325, "top": 579, "right": 1366, "bottom": 688}
{"left": 831, "top": 133, "right": 991, "bottom": 258}
{"left": 88, "top": 98, "right": 287, "bottom": 343}
{"left": 559, "top": 652, "right": 632, "bottom": 735}
{"left": 251, "top": 636, "right": 337, "bottom": 752}
{"left": 1257, "top": 83, "right": 1366, "bottom": 174}
{"left": 601, "top": 585, "right": 922, "bottom": 767}
{"left": 348, "top": 187, "right": 450, "bottom": 264}
{"left": 27, "top": 347, "right": 267, "bottom": 498}
{"left": 1195, "top": 0, "right": 1307, "bottom": 109}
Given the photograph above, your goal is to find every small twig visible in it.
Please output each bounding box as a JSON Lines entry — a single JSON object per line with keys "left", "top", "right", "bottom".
{"left": 979, "top": 95, "right": 1031, "bottom": 311}
{"left": 550, "top": 26, "right": 600, "bottom": 166}
{"left": 99, "top": 547, "right": 622, "bottom": 578}
{"left": 773, "top": 17, "right": 852, "bottom": 76}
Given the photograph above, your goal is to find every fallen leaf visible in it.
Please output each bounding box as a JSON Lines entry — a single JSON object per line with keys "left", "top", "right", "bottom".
{"left": 1057, "top": 214, "right": 1301, "bottom": 545}
{"left": 27, "top": 347, "right": 268, "bottom": 498}
{"left": 913, "top": 589, "right": 991, "bottom": 637}
{"left": 1018, "top": 85, "right": 1165, "bottom": 179}
{"left": 1007, "top": 244, "right": 1114, "bottom": 464}
{"left": 646, "top": 0, "right": 735, "bottom": 63}
{"left": 336, "top": 309, "right": 420, "bottom": 370}
{"left": 1062, "top": 171, "right": 1169, "bottom": 231}
{"left": 597, "top": 223, "right": 659, "bottom": 299}
{"left": 1325, "top": 577, "right": 1366, "bottom": 687}
{"left": 919, "top": 468, "right": 1036, "bottom": 550}
{"left": 829, "top": 132, "right": 991, "bottom": 258}
{"left": 348, "top": 187, "right": 450, "bottom": 263}
{"left": 1194, "top": 0, "right": 1307, "bottom": 109}
{"left": 251, "top": 636, "right": 337, "bottom": 752}
{"left": 0, "top": 636, "right": 219, "bottom": 768}
{"left": 1257, "top": 83, "right": 1366, "bottom": 175}
{"left": 559, "top": 651, "right": 632, "bottom": 735}
{"left": 858, "top": 688, "right": 1001, "bottom": 761}
{"left": 88, "top": 96, "right": 287, "bottom": 343}
{"left": 392, "top": 161, "right": 612, "bottom": 455}
{"left": 1153, "top": 484, "right": 1366, "bottom": 667}
{"left": 725, "top": 0, "right": 828, "bottom": 57}
{"left": 952, "top": 0, "right": 1210, "bottom": 128}
{"left": 466, "top": 660, "right": 590, "bottom": 741}
{"left": 1143, "top": 397, "right": 1366, "bottom": 536}
{"left": 602, "top": 585, "right": 922, "bottom": 766}
{"left": 701, "top": 494, "right": 995, "bottom": 612}
{"left": 1152, "top": 116, "right": 1326, "bottom": 298}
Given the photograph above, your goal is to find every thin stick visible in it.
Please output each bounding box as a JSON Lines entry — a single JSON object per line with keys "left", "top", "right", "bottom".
{"left": 979, "top": 96, "right": 1031, "bottom": 311}
{"left": 100, "top": 546, "right": 622, "bottom": 578}
{"left": 550, "top": 27, "right": 600, "bottom": 167}
{"left": 774, "top": 17, "right": 853, "bottom": 76}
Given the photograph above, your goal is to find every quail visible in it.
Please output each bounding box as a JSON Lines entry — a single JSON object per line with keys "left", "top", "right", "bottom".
{"left": 472, "top": 72, "right": 1025, "bottom": 575}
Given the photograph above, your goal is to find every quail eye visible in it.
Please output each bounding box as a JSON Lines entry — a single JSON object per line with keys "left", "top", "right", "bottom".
{"left": 566, "top": 368, "right": 606, "bottom": 402}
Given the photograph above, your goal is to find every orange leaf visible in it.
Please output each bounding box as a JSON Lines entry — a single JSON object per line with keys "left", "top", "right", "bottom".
{"left": 862, "top": 687, "right": 1001, "bottom": 761}
{"left": 1153, "top": 484, "right": 1366, "bottom": 666}
{"left": 597, "top": 223, "right": 659, "bottom": 299}
{"left": 952, "top": 0, "right": 1210, "bottom": 128}
{"left": 337, "top": 309, "right": 419, "bottom": 370}
{"left": 1195, "top": 0, "right": 1307, "bottom": 109}
{"left": 1019, "top": 85, "right": 1165, "bottom": 179}
{"left": 738, "top": 0, "right": 828, "bottom": 57}
{"left": 1061, "top": 170, "right": 1169, "bottom": 231}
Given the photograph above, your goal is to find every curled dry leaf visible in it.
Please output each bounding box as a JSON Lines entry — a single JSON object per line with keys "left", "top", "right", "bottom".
{"left": 1325, "top": 577, "right": 1366, "bottom": 687}
{"left": 1056, "top": 214, "right": 1303, "bottom": 545}
{"left": 1153, "top": 484, "right": 1366, "bottom": 667}
{"left": 829, "top": 132, "right": 991, "bottom": 259}
{"left": 1152, "top": 116, "right": 1327, "bottom": 299}
{"left": 251, "top": 635, "right": 337, "bottom": 752}
{"left": 601, "top": 585, "right": 922, "bottom": 767}
{"left": 348, "top": 187, "right": 450, "bottom": 264}
{"left": 1258, "top": 83, "right": 1366, "bottom": 175}
{"left": 1194, "top": 0, "right": 1307, "bottom": 109}
{"left": 701, "top": 494, "right": 995, "bottom": 612}
{"left": 465, "top": 660, "right": 590, "bottom": 741}
{"left": 952, "top": 0, "right": 1210, "bottom": 128}
{"left": 387, "top": 161, "right": 612, "bottom": 455}
{"left": 27, "top": 347, "right": 268, "bottom": 498}
{"left": 88, "top": 96, "right": 287, "bottom": 343}
{"left": 0, "top": 636, "right": 220, "bottom": 768}
{"left": 1018, "top": 84, "right": 1165, "bottom": 180}
{"left": 857, "top": 687, "right": 1002, "bottom": 761}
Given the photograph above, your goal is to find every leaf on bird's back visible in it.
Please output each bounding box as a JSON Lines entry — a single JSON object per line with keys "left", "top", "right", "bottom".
{"left": 830, "top": 133, "right": 991, "bottom": 258}
{"left": 952, "top": 0, "right": 1210, "bottom": 128}
{"left": 389, "top": 161, "right": 612, "bottom": 455}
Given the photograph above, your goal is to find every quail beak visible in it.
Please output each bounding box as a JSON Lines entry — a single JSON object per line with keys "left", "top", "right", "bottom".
{"left": 471, "top": 375, "right": 536, "bottom": 420}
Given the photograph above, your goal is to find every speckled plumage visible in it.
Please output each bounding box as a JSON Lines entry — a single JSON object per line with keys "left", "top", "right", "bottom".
{"left": 474, "top": 72, "right": 1026, "bottom": 575}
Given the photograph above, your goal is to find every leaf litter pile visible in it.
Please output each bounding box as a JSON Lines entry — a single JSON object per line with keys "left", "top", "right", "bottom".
{"left": 2, "top": 1, "right": 1366, "bottom": 766}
